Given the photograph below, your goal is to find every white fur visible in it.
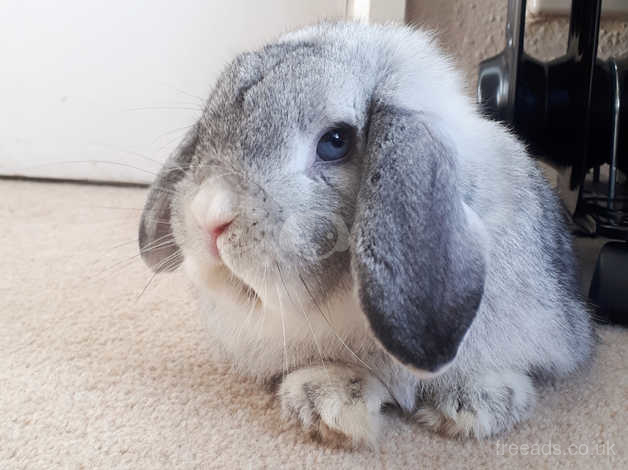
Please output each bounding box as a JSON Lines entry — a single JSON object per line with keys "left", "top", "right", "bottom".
{"left": 194, "top": 276, "right": 377, "bottom": 381}
{"left": 141, "top": 22, "right": 594, "bottom": 447}
{"left": 190, "top": 180, "right": 239, "bottom": 233}
{"left": 279, "top": 364, "right": 392, "bottom": 448}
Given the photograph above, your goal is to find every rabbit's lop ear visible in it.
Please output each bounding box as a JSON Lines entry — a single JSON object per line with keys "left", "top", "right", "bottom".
{"left": 139, "top": 124, "right": 199, "bottom": 272}
{"left": 352, "top": 104, "right": 487, "bottom": 375}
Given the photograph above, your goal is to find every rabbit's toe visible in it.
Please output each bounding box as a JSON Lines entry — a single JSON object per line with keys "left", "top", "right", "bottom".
{"left": 416, "top": 404, "right": 479, "bottom": 439}
{"left": 278, "top": 365, "right": 392, "bottom": 448}
{"left": 417, "top": 369, "right": 536, "bottom": 439}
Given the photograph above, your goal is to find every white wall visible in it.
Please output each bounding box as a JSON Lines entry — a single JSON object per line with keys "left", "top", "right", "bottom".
{"left": 0, "top": 0, "right": 347, "bottom": 183}
{"left": 1, "top": 0, "right": 405, "bottom": 184}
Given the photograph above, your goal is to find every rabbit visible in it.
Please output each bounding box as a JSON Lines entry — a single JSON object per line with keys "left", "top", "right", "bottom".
{"left": 138, "top": 22, "right": 594, "bottom": 448}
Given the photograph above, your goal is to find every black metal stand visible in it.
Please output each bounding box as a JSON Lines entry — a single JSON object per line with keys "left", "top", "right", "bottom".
{"left": 478, "top": 0, "right": 628, "bottom": 325}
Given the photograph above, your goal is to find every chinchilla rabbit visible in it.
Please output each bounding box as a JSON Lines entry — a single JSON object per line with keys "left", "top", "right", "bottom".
{"left": 139, "top": 22, "right": 594, "bottom": 447}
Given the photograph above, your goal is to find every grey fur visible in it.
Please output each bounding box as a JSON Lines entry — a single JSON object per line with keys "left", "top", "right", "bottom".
{"left": 139, "top": 124, "right": 198, "bottom": 271}
{"left": 139, "top": 22, "right": 594, "bottom": 442}
{"left": 352, "top": 105, "right": 487, "bottom": 373}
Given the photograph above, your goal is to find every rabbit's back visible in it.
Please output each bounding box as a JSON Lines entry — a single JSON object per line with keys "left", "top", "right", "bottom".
{"left": 459, "top": 123, "right": 594, "bottom": 380}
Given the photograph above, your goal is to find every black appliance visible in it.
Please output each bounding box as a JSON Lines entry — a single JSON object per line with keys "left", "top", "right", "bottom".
{"left": 478, "top": 0, "right": 628, "bottom": 324}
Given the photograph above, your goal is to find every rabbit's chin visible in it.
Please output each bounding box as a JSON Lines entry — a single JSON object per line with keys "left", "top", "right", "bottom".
{"left": 183, "top": 254, "right": 264, "bottom": 309}
{"left": 183, "top": 251, "right": 377, "bottom": 381}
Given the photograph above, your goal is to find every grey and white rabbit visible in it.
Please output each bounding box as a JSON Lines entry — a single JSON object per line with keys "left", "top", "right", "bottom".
{"left": 139, "top": 22, "right": 594, "bottom": 447}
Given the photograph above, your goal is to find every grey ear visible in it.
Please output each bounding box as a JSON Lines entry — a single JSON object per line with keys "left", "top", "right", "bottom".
{"left": 352, "top": 105, "right": 487, "bottom": 374}
{"left": 139, "top": 124, "right": 199, "bottom": 272}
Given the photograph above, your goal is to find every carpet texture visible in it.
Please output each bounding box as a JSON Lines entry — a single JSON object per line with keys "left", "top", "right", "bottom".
{"left": 1, "top": 180, "right": 626, "bottom": 469}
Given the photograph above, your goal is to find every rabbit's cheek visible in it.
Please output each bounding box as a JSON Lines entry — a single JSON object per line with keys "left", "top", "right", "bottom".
{"left": 217, "top": 218, "right": 277, "bottom": 273}
{"left": 276, "top": 212, "right": 351, "bottom": 263}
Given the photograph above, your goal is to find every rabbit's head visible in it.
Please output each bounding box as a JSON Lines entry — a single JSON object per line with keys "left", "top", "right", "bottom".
{"left": 139, "top": 22, "right": 488, "bottom": 375}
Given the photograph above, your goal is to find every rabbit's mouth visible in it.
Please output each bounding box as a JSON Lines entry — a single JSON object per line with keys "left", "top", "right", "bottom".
{"left": 214, "top": 255, "right": 263, "bottom": 307}
{"left": 183, "top": 251, "right": 263, "bottom": 309}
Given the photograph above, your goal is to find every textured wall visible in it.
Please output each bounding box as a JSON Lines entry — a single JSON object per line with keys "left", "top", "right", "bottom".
{"left": 406, "top": 0, "right": 628, "bottom": 198}
{"left": 406, "top": 0, "right": 628, "bottom": 97}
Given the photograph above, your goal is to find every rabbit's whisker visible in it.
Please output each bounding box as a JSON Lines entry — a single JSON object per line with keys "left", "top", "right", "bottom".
{"left": 153, "top": 80, "right": 206, "bottom": 105}
{"left": 136, "top": 270, "right": 160, "bottom": 301}
{"left": 122, "top": 105, "right": 203, "bottom": 112}
{"left": 94, "top": 234, "right": 177, "bottom": 281}
{"left": 143, "top": 185, "right": 179, "bottom": 197}
{"left": 297, "top": 273, "right": 402, "bottom": 408}
{"left": 297, "top": 273, "right": 373, "bottom": 372}
{"left": 164, "top": 86, "right": 205, "bottom": 105}
{"left": 93, "top": 251, "right": 158, "bottom": 284}
{"left": 87, "top": 144, "right": 166, "bottom": 172}
{"left": 275, "top": 262, "right": 331, "bottom": 385}
{"left": 156, "top": 133, "right": 198, "bottom": 154}
{"left": 137, "top": 231, "right": 177, "bottom": 251}
{"left": 139, "top": 239, "right": 177, "bottom": 255}
{"left": 16, "top": 160, "right": 160, "bottom": 177}
{"left": 150, "top": 124, "right": 197, "bottom": 145}
{"left": 85, "top": 206, "right": 144, "bottom": 211}
{"left": 106, "top": 238, "right": 139, "bottom": 252}
{"left": 233, "top": 267, "right": 263, "bottom": 347}
{"left": 274, "top": 277, "right": 289, "bottom": 379}
{"left": 149, "top": 247, "right": 182, "bottom": 273}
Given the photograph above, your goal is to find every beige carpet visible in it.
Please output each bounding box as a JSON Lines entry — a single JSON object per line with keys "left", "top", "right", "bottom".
{"left": 1, "top": 179, "right": 626, "bottom": 469}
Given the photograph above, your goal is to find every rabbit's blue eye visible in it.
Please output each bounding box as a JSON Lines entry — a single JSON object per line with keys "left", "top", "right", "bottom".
{"left": 317, "top": 128, "right": 352, "bottom": 161}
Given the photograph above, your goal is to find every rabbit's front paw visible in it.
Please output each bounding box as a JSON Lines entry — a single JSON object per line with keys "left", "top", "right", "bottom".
{"left": 278, "top": 365, "right": 392, "bottom": 448}
{"left": 416, "top": 369, "right": 536, "bottom": 439}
